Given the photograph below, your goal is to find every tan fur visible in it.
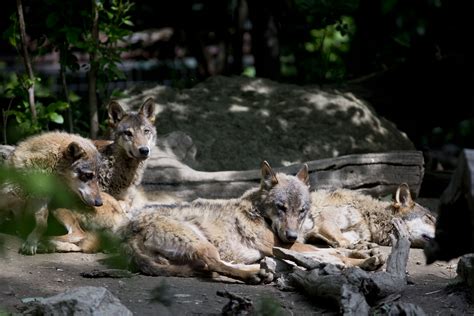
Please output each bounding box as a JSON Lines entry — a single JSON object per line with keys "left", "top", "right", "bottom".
{"left": 123, "top": 162, "right": 383, "bottom": 284}
{"left": 36, "top": 99, "right": 157, "bottom": 253}
{"left": 41, "top": 192, "right": 128, "bottom": 253}
{"left": 1, "top": 131, "right": 103, "bottom": 255}
{"left": 303, "top": 184, "right": 436, "bottom": 248}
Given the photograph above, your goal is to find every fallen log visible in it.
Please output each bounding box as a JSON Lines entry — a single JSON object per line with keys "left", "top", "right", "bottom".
{"left": 142, "top": 149, "right": 424, "bottom": 201}
{"left": 0, "top": 143, "right": 424, "bottom": 201}
{"left": 287, "top": 218, "right": 414, "bottom": 314}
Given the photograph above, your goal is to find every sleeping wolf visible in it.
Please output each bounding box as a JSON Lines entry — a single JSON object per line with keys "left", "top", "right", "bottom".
{"left": 123, "top": 161, "right": 383, "bottom": 284}
{"left": 303, "top": 184, "right": 436, "bottom": 248}
{"left": 0, "top": 131, "right": 103, "bottom": 255}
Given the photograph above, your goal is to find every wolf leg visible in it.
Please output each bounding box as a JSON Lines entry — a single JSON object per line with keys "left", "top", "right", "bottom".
{"left": 304, "top": 220, "right": 352, "bottom": 248}
{"left": 20, "top": 199, "right": 49, "bottom": 255}
{"left": 132, "top": 216, "right": 268, "bottom": 283}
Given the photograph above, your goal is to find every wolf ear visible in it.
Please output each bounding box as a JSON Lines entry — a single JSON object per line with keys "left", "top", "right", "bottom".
{"left": 261, "top": 160, "right": 278, "bottom": 190}
{"left": 108, "top": 101, "right": 126, "bottom": 126}
{"left": 395, "top": 183, "right": 413, "bottom": 207}
{"left": 138, "top": 97, "right": 156, "bottom": 124}
{"left": 296, "top": 163, "right": 310, "bottom": 187}
{"left": 67, "top": 142, "right": 85, "bottom": 161}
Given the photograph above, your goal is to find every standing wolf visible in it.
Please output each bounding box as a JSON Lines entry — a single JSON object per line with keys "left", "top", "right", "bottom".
{"left": 303, "top": 184, "right": 436, "bottom": 248}
{"left": 124, "top": 161, "right": 382, "bottom": 284}
{"left": 0, "top": 131, "right": 103, "bottom": 255}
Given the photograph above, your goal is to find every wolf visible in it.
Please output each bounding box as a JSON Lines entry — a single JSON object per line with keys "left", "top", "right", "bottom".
{"left": 302, "top": 183, "right": 436, "bottom": 249}
{"left": 123, "top": 161, "right": 383, "bottom": 284}
{"left": 0, "top": 131, "right": 103, "bottom": 255}
{"left": 28, "top": 98, "right": 157, "bottom": 253}
{"left": 96, "top": 97, "right": 157, "bottom": 211}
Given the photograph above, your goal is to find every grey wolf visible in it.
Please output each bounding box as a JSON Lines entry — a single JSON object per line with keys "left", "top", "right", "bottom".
{"left": 123, "top": 161, "right": 382, "bottom": 284}
{"left": 97, "top": 97, "right": 157, "bottom": 210}
{"left": 0, "top": 131, "right": 103, "bottom": 255}
{"left": 303, "top": 183, "right": 436, "bottom": 248}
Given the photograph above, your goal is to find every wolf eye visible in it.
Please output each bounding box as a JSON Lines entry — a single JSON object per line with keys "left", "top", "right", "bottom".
{"left": 143, "top": 129, "right": 151, "bottom": 135}
{"left": 276, "top": 203, "right": 287, "bottom": 212}
{"left": 124, "top": 130, "right": 133, "bottom": 137}
{"left": 299, "top": 208, "right": 306, "bottom": 214}
{"left": 79, "top": 171, "right": 94, "bottom": 182}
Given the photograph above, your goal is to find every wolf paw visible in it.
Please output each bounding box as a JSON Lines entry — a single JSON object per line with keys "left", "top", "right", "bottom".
{"left": 360, "top": 254, "right": 385, "bottom": 271}
{"left": 348, "top": 241, "right": 378, "bottom": 251}
{"left": 19, "top": 240, "right": 39, "bottom": 255}
{"left": 246, "top": 269, "right": 274, "bottom": 284}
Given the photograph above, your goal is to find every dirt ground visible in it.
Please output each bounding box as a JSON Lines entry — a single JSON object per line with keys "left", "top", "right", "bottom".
{"left": 0, "top": 231, "right": 472, "bottom": 315}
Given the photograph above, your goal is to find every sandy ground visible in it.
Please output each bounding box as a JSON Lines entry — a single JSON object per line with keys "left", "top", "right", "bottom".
{"left": 0, "top": 233, "right": 472, "bottom": 315}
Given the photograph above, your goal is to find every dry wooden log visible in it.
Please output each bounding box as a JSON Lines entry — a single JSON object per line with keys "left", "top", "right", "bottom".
{"left": 288, "top": 218, "right": 412, "bottom": 313}
{"left": 142, "top": 149, "right": 424, "bottom": 201}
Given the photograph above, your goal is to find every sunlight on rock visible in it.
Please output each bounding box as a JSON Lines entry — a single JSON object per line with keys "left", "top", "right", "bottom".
{"left": 278, "top": 118, "right": 288, "bottom": 131}
{"left": 229, "top": 104, "right": 250, "bottom": 113}
{"left": 281, "top": 160, "right": 300, "bottom": 166}
{"left": 258, "top": 109, "right": 270, "bottom": 117}
{"left": 168, "top": 102, "right": 188, "bottom": 114}
{"left": 241, "top": 79, "right": 273, "bottom": 95}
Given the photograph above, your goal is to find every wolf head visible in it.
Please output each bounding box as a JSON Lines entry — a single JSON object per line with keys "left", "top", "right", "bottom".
{"left": 392, "top": 183, "right": 436, "bottom": 248}
{"left": 258, "top": 161, "right": 311, "bottom": 243}
{"left": 108, "top": 98, "right": 157, "bottom": 160}
{"left": 60, "top": 141, "right": 103, "bottom": 207}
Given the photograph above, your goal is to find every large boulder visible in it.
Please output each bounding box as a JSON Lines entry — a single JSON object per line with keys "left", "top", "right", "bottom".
{"left": 119, "top": 76, "right": 414, "bottom": 172}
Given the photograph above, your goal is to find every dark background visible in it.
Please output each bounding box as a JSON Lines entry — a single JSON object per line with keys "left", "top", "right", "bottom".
{"left": 0, "top": 0, "right": 473, "bottom": 166}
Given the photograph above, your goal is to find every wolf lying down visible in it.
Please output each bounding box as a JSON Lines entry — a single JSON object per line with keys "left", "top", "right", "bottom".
{"left": 304, "top": 183, "right": 436, "bottom": 249}
{"left": 123, "top": 162, "right": 383, "bottom": 284}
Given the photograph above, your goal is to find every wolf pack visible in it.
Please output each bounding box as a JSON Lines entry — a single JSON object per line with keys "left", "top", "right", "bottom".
{"left": 0, "top": 98, "right": 437, "bottom": 284}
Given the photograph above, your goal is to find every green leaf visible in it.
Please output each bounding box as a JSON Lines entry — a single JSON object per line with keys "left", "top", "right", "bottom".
{"left": 123, "top": 19, "right": 134, "bottom": 26}
{"left": 47, "top": 101, "right": 69, "bottom": 112}
{"left": 48, "top": 112, "right": 64, "bottom": 124}
{"left": 46, "top": 13, "right": 58, "bottom": 28}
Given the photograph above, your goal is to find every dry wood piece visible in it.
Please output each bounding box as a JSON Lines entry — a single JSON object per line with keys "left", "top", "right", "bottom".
{"left": 142, "top": 149, "right": 424, "bottom": 201}
{"left": 217, "top": 290, "right": 254, "bottom": 316}
{"left": 288, "top": 218, "right": 416, "bottom": 314}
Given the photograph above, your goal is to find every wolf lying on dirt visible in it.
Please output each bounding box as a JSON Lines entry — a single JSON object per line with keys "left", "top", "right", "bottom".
{"left": 96, "top": 97, "right": 157, "bottom": 211}
{"left": 39, "top": 191, "right": 128, "bottom": 253}
{"left": 303, "top": 183, "right": 436, "bottom": 248}
{"left": 0, "top": 131, "right": 103, "bottom": 255}
{"left": 123, "top": 161, "right": 383, "bottom": 284}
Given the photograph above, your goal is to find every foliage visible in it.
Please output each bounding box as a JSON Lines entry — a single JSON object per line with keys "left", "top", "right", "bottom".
{"left": 1, "top": 0, "right": 134, "bottom": 143}
{"left": 0, "top": 72, "right": 69, "bottom": 142}
{"left": 254, "top": 296, "right": 285, "bottom": 316}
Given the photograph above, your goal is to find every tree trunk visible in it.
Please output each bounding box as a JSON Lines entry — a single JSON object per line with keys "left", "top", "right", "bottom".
{"left": 15, "top": 0, "right": 36, "bottom": 124}
{"left": 59, "top": 47, "right": 73, "bottom": 133}
{"left": 247, "top": 0, "right": 280, "bottom": 79}
{"left": 88, "top": 0, "right": 99, "bottom": 138}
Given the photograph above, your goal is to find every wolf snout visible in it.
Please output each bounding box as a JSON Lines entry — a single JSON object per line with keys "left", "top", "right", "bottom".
{"left": 285, "top": 230, "right": 298, "bottom": 242}
{"left": 94, "top": 197, "right": 103, "bottom": 207}
{"left": 139, "top": 146, "right": 150, "bottom": 157}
